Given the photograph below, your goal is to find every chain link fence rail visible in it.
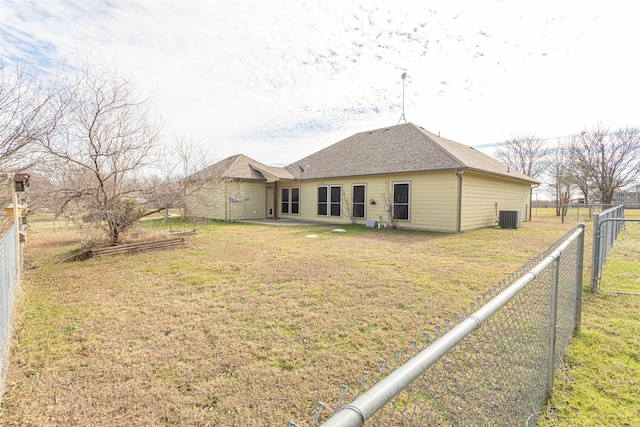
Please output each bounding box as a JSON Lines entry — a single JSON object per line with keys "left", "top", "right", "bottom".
{"left": 289, "top": 225, "right": 585, "bottom": 427}
{"left": 591, "top": 207, "right": 640, "bottom": 294}
{"left": 612, "top": 191, "right": 640, "bottom": 209}
{"left": 0, "top": 225, "right": 17, "bottom": 404}
{"left": 560, "top": 203, "right": 615, "bottom": 223}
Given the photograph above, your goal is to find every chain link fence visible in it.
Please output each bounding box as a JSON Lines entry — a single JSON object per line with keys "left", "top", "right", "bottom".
{"left": 290, "top": 225, "right": 585, "bottom": 427}
{"left": 590, "top": 207, "right": 640, "bottom": 294}
{"left": 560, "top": 203, "right": 615, "bottom": 223}
{"left": 612, "top": 191, "right": 640, "bottom": 208}
{"left": 0, "top": 225, "right": 17, "bottom": 403}
{"left": 590, "top": 206, "right": 624, "bottom": 290}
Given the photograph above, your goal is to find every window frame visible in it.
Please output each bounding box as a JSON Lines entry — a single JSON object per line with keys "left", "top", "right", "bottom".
{"left": 318, "top": 185, "right": 342, "bottom": 217}
{"left": 330, "top": 185, "right": 342, "bottom": 217}
{"left": 393, "top": 182, "right": 410, "bottom": 221}
{"left": 291, "top": 187, "right": 300, "bottom": 214}
{"left": 352, "top": 184, "right": 366, "bottom": 218}
{"left": 317, "top": 186, "right": 328, "bottom": 216}
{"left": 281, "top": 187, "right": 290, "bottom": 214}
{"left": 281, "top": 186, "right": 300, "bottom": 215}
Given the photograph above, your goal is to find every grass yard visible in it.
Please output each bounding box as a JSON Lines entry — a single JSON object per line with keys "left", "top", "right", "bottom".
{"left": 0, "top": 211, "right": 636, "bottom": 426}
{"left": 539, "top": 291, "right": 640, "bottom": 427}
{"left": 539, "top": 208, "right": 640, "bottom": 427}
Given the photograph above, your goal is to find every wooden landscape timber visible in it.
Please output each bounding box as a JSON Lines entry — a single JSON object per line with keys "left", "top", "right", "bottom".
{"left": 89, "top": 237, "right": 185, "bottom": 257}
{"left": 169, "top": 229, "right": 197, "bottom": 236}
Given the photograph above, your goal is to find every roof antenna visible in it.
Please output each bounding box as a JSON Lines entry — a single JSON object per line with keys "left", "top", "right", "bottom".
{"left": 397, "top": 72, "right": 407, "bottom": 125}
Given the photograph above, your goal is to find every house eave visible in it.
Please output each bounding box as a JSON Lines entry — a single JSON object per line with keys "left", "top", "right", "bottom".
{"left": 463, "top": 167, "right": 539, "bottom": 185}
{"left": 288, "top": 166, "right": 537, "bottom": 184}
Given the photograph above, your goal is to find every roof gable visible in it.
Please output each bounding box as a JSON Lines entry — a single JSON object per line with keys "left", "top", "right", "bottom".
{"left": 190, "top": 154, "right": 294, "bottom": 181}
{"left": 285, "top": 123, "right": 536, "bottom": 183}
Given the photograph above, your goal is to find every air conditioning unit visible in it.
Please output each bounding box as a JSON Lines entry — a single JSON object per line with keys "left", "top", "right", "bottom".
{"left": 499, "top": 210, "right": 521, "bottom": 229}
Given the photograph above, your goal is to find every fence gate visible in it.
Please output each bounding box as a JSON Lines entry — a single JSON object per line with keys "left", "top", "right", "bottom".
{"left": 591, "top": 217, "right": 640, "bottom": 295}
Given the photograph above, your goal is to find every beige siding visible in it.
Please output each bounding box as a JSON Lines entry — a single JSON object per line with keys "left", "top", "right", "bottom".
{"left": 460, "top": 171, "right": 532, "bottom": 231}
{"left": 187, "top": 170, "right": 532, "bottom": 232}
{"left": 229, "top": 181, "right": 267, "bottom": 221}
{"left": 407, "top": 172, "right": 458, "bottom": 231}
{"left": 186, "top": 181, "right": 227, "bottom": 219}
{"left": 295, "top": 172, "right": 458, "bottom": 231}
{"left": 186, "top": 180, "right": 267, "bottom": 221}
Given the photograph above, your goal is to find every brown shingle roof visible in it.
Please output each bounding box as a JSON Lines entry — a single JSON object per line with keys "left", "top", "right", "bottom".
{"left": 285, "top": 123, "right": 537, "bottom": 183}
{"left": 190, "top": 154, "right": 294, "bottom": 181}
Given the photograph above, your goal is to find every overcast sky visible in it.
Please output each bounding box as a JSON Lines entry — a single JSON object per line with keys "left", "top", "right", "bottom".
{"left": 1, "top": 0, "right": 639, "bottom": 166}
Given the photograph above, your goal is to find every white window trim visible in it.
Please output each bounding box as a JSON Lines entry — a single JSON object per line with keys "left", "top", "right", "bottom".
{"left": 290, "top": 187, "right": 300, "bottom": 215}
{"left": 352, "top": 184, "right": 366, "bottom": 218}
{"left": 281, "top": 186, "right": 300, "bottom": 215}
{"left": 317, "top": 185, "right": 328, "bottom": 216}
{"left": 330, "top": 185, "right": 342, "bottom": 217}
{"left": 393, "top": 182, "right": 411, "bottom": 221}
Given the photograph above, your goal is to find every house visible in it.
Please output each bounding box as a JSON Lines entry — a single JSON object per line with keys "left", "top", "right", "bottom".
{"left": 186, "top": 123, "right": 538, "bottom": 232}
{"left": 185, "top": 154, "right": 295, "bottom": 222}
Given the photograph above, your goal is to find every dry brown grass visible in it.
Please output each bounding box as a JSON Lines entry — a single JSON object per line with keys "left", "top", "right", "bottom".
{"left": 2, "top": 212, "right": 577, "bottom": 426}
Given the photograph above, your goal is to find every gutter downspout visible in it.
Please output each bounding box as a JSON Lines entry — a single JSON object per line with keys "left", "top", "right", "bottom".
{"left": 455, "top": 169, "right": 464, "bottom": 233}
{"left": 530, "top": 184, "right": 540, "bottom": 221}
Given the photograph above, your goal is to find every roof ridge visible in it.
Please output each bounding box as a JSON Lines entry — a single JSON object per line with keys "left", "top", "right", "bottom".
{"left": 208, "top": 123, "right": 536, "bottom": 184}
{"left": 410, "top": 124, "right": 466, "bottom": 169}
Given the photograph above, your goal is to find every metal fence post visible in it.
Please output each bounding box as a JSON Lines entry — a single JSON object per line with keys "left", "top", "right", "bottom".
{"left": 574, "top": 224, "right": 585, "bottom": 334}
{"left": 591, "top": 213, "right": 601, "bottom": 292}
{"left": 10, "top": 174, "right": 21, "bottom": 285}
{"left": 546, "top": 256, "right": 561, "bottom": 399}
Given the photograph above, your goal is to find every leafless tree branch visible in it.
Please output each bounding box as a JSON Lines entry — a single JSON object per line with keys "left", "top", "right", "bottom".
{"left": 494, "top": 134, "right": 550, "bottom": 180}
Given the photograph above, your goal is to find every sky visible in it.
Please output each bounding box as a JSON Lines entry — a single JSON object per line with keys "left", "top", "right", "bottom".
{"left": 1, "top": 0, "right": 639, "bottom": 166}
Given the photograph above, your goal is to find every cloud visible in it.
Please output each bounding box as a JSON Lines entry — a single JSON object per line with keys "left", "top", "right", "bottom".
{"left": 1, "top": 0, "right": 639, "bottom": 165}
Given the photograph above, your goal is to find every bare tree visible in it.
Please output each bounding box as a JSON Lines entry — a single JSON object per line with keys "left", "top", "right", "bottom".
{"left": 566, "top": 136, "right": 596, "bottom": 204}
{"left": 36, "top": 61, "right": 165, "bottom": 245}
{"left": 494, "top": 134, "right": 550, "bottom": 180}
{"left": 19, "top": 164, "right": 55, "bottom": 214}
{"left": 570, "top": 124, "right": 640, "bottom": 204}
{"left": 380, "top": 178, "right": 400, "bottom": 228}
{"left": 341, "top": 190, "right": 361, "bottom": 224}
{"left": 548, "top": 142, "right": 574, "bottom": 216}
{"left": 159, "top": 133, "right": 217, "bottom": 216}
{"left": 0, "top": 61, "right": 59, "bottom": 170}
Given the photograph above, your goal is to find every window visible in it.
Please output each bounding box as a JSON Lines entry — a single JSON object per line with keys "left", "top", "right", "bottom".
{"left": 352, "top": 185, "right": 365, "bottom": 218}
{"left": 318, "top": 185, "right": 341, "bottom": 217}
{"left": 281, "top": 187, "right": 300, "bottom": 215}
{"left": 281, "top": 188, "right": 290, "bottom": 214}
{"left": 330, "top": 186, "right": 342, "bottom": 217}
{"left": 393, "top": 182, "right": 410, "bottom": 221}
{"left": 291, "top": 187, "right": 300, "bottom": 214}
{"left": 317, "top": 186, "right": 328, "bottom": 216}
